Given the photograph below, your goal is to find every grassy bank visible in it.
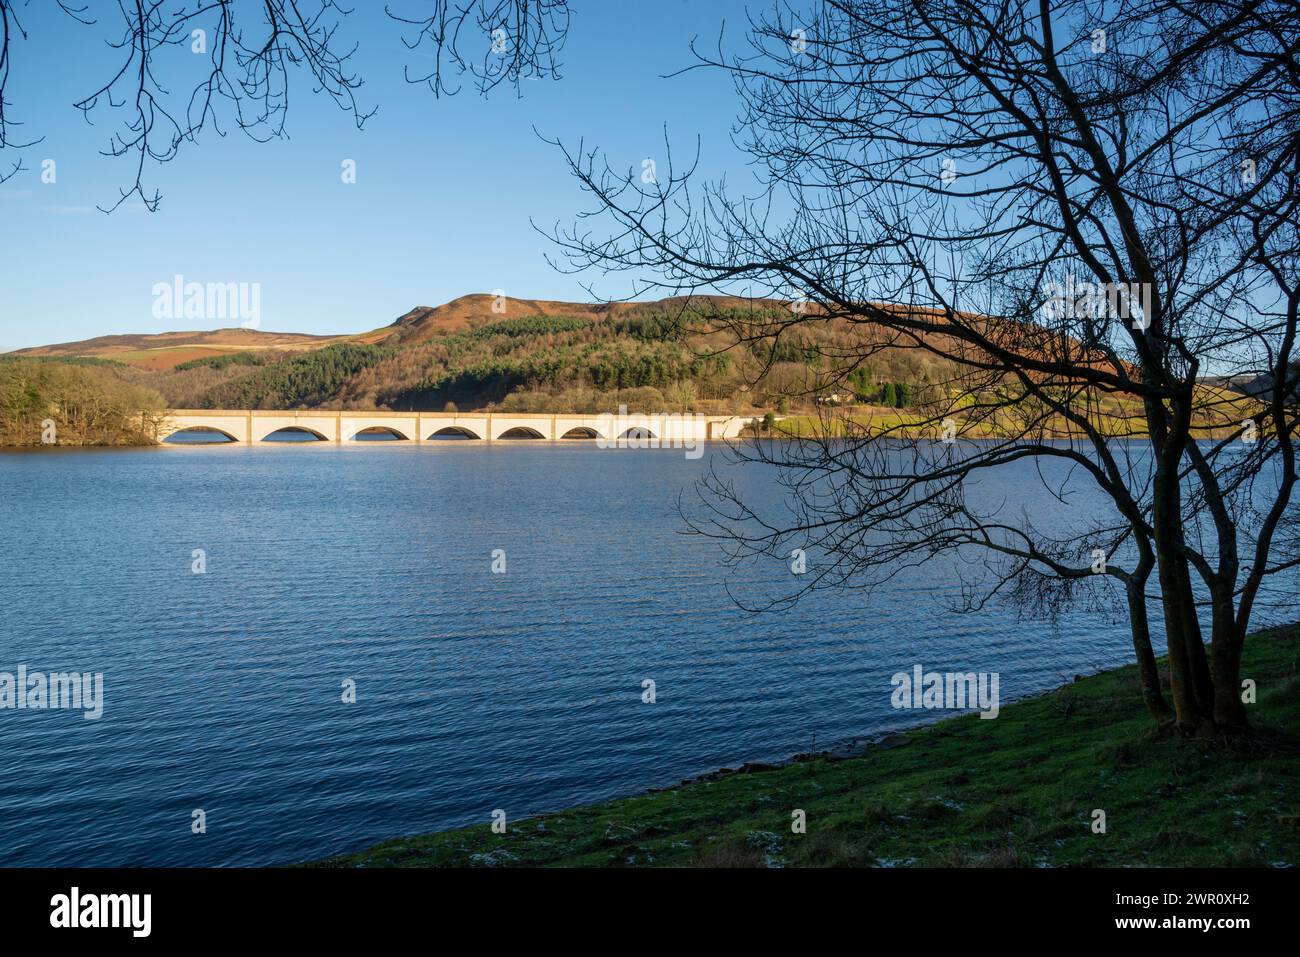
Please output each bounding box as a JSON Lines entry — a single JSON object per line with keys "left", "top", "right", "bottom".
{"left": 314, "top": 625, "right": 1300, "bottom": 868}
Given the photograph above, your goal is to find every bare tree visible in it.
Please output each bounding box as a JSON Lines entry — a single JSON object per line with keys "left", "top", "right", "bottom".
{"left": 387, "top": 0, "right": 569, "bottom": 97}
{"left": 0, "top": 1, "right": 569, "bottom": 205}
{"left": 549, "top": 0, "right": 1300, "bottom": 735}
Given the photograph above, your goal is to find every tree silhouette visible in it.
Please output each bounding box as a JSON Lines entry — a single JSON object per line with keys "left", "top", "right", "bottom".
{"left": 0, "top": 1, "right": 569, "bottom": 208}
{"left": 549, "top": 0, "right": 1300, "bottom": 735}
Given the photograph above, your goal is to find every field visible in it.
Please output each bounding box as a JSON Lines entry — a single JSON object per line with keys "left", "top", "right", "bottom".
{"left": 767, "top": 384, "right": 1262, "bottom": 441}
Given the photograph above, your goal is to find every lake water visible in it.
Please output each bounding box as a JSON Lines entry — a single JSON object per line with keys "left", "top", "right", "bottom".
{"left": 0, "top": 442, "right": 1281, "bottom": 866}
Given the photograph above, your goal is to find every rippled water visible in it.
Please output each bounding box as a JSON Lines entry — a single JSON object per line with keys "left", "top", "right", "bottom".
{"left": 0, "top": 442, "right": 1238, "bottom": 866}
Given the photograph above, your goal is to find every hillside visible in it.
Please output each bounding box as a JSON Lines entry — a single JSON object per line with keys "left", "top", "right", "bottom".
{"left": 11, "top": 327, "right": 346, "bottom": 371}
{"left": 7, "top": 294, "right": 808, "bottom": 367}
{"left": 0, "top": 294, "right": 1269, "bottom": 441}
{"left": 366, "top": 294, "right": 791, "bottom": 345}
{"left": 2, "top": 295, "right": 869, "bottom": 416}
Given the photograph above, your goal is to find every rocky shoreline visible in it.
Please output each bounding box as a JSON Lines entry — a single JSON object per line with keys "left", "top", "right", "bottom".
{"left": 652, "top": 729, "right": 916, "bottom": 792}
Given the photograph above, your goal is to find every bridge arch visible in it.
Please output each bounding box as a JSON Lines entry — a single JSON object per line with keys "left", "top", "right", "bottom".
{"left": 620, "top": 426, "right": 657, "bottom": 440}
{"left": 350, "top": 426, "right": 409, "bottom": 441}
{"left": 497, "top": 426, "right": 546, "bottom": 440}
{"left": 560, "top": 426, "right": 601, "bottom": 439}
{"left": 259, "top": 426, "right": 329, "bottom": 442}
{"left": 428, "top": 426, "right": 482, "bottom": 440}
{"left": 163, "top": 426, "right": 239, "bottom": 444}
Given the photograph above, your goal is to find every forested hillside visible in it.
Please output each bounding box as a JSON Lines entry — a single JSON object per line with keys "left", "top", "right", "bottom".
{"left": 3, "top": 299, "right": 946, "bottom": 418}
{"left": 1, "top": 295, "right": 1259, "bottom": 443}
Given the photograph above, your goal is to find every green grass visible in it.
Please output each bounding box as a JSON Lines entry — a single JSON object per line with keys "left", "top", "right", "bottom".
{"left": 312, "top": 624, "right": 1300, "bottom": 868}
{"left": 770, "top": 386, "right": 1258, "bottom": 441}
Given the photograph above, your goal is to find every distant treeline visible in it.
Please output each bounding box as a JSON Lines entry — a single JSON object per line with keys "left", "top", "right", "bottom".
{"left": 173, "top": 351, "right": 274, "bottom": 372}
{"left": 0, "top": 354, "right": 126, "bottom": 368}
{"left": 848, "top": 367, "right": 913, "bottom": 407}
{"left": 465, "top": 315, "right": 593, "bottom": 339}
{"left": 0, "top": 359, "right": 164, "bottom": 446}
{"left": 194, "top": 344, "right": 397, "bottom": 409}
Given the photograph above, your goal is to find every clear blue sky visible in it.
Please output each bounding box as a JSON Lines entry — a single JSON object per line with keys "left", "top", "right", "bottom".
{"left": 0, "top": 1, "right": 752, "bottom": 352}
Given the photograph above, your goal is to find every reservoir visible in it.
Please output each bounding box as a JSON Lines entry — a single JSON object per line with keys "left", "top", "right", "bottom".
{"left": 0, "top": 443, "right": 1286, "bottom": 865}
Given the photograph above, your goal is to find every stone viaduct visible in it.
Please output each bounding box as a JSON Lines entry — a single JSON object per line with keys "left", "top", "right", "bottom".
{"left": 156, "top": 410, "right": 752, "bottom": 444}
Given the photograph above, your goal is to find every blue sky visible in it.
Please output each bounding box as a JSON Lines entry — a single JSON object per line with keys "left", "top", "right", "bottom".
{"left": 0, "top": 1, "right": 752, "bottom": 351}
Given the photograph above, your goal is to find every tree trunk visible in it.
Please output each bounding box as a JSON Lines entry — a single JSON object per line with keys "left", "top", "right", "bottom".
{"left": 1151, "top": 463, "right": 1213, "bottom": 733}
{"left": 1173, "top": 559, "right": 1216, "bottom": 713}
{"left": 1210, "top": 620, "right": 1250, "bottom": 733}
{"left": 1126, "top": 577, "right": 1171, "bottom": 723}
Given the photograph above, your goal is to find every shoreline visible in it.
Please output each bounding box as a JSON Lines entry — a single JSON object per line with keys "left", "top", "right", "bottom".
{"left": 1, "top": 434, "right": 1216, "bottom": 452}
{"left": 308, "top": 623, "right": 1300, "bottom": 868}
